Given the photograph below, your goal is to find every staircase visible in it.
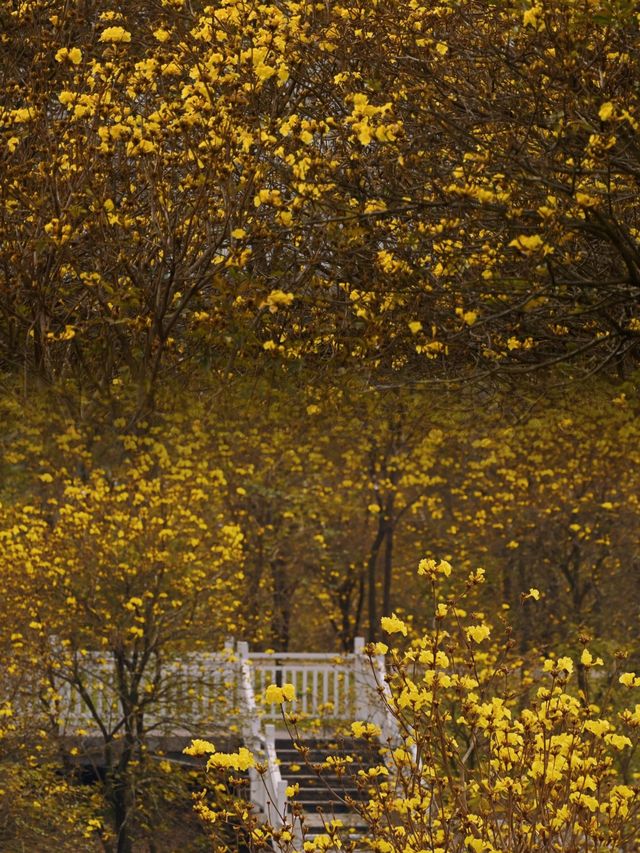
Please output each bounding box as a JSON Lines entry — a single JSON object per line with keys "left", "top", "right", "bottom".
{"left": 275, "top": 735, "right": 384, "bottom": 850}
{"left": 55, "top": 637, "right": 401, "bottom": 849}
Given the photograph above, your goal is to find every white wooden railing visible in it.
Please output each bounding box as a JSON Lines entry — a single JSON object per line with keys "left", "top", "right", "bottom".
{"left": 250, "top": 650, "right": 357, "bottom": 721}
{"left": 54, "top": 649, "right": 235, "bottom": 735}
{"left": 52, "top": 637, "right": 400, "bottom": 834}
{"left": 54, "top": 639, "right": 392, "bottom": 734}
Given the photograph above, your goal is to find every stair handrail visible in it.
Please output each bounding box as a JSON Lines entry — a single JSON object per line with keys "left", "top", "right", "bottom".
{"left": 264, "top": 723, "right": 289, "bottom": 827}
{"left": 374, "top": 648, "right": 421, "bottom": 769}
{"left": 353, "top": 637, "right": 421, "bottom": 773}
{"left": 236, "top": 643, "right": 289, "bottom": 835}
{"left": 353, "top": 637, "right": 400, "bottom": 744}
{"left": 236, "top": 641, "right": 267, "bottom": 812}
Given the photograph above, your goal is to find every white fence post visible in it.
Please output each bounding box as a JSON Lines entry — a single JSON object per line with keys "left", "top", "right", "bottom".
{"left": 264, "top": 722, "right": 288, "bottom": 830}
{"left": 353, "top": 636, "right": 368, "bottom": 721}
{"left": 222, "top": 638, "right": 235, "bottom": 718}
{"left": 353, "top": 636, "right": 400, "bottom": 745}
{"left": 237, "top": 641, "right": 265, "bottom": 810}
{"left": 353, "top": 636, "right": 384, "bottom": 725}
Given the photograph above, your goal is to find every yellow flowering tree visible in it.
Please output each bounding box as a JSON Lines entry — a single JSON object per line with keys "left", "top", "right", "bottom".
{"left": 0, "top": 420, "right": 245, "bottom": 852}
{"left": 3, "top": 0, "right": 640, "bottom": 420}
{"left": 191, "top": 558, "right": 640, "bottom": 852}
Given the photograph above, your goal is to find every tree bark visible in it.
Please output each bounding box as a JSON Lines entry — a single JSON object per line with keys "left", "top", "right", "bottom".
{"left": 367, "top": 516, "right": 387, "bottom": 642}
{"left": 382, "top": 501, "right": 395, "bottom": 619}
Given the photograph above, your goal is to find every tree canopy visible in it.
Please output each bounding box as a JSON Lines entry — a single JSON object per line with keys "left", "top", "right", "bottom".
{"left": 2, "top": 0, "right": 640, "bottom": 848}
{"left": 3, "top": 0, "right": 640, "bottom": 421}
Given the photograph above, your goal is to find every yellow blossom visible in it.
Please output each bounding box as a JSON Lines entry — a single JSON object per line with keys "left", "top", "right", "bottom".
{"left": 557, "top": 656, "right": 574, "bottom": 675}
{"left": 265, "top": 683, "right": 296, "bottom": 703}
{"left": 599, "top": 102, "right": 615, "bottom": 121}
{"left": 265, "top": 290, "right": 295, "bottom": 312}
{"left": 619, "top": 672, "right": 640, "bottom": 687}
{"left": 605, "top": 733, "right": 632, "bottom": 750}
{"left": 509, "top": 234, "right": 544, "bottom": 254}
{"left": 55, "top": 47, "right": 82, "bottom": 63}
{"left": 207, "top": 747, "right": 254, "bottom": 771}
{"left": 584, "top": 719, "right": 610, "bottom": 738}
{"left": 99, "top": 26, "right": 132, "bottom": 43}
{"left": 466, "top": 624, "right": 491, "bottom": 644}
{"left": 418, "top": 558, "right": 451, "bottom": 579}
{"left": 522, "top": 5, "right": 542, "bottom": 28}
{"left": 184, "top": 739, "right": 216, "bottom": 756}
{"left": 381, "top": 613, "right": 408, "bottom": 636}
{"left": 581, "top": 648, "right": 603, "bottom": 667}
{"left": 351, "top": 721, "right": 381, "bottom": 738}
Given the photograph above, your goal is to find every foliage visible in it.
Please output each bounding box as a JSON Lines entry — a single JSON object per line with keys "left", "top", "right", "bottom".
{"left": 192, "top": 559, "right": 640, "bottom": 852}
{"left": 3, "top": 370, "right": 640, "bottom": 655}
{"left": 0, "top": 758, "right": 97, "bottom": 852}
{"left": 2, "top": 0, "right": 640, "bottom": 843}
{"left": 2, "top": 0, "right": 640, "bottom": 420}
{"left": 0, "top": 417, "right": 245, "bottom": 851}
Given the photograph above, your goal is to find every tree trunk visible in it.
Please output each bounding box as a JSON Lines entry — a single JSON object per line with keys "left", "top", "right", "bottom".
{"left": 113, "top": 763, "right": 134, "bottom": 853}
{"left": 367, "top": 517, "right": 386, "bottom": 642}
{"left": 271, "top": 557, "right": 291, "bottom": 651}
{"left": 102, "top": 742, "right": 134, "bottom": 853}
{"left": 382, "top": 512, "right": 394, "bottom": 619}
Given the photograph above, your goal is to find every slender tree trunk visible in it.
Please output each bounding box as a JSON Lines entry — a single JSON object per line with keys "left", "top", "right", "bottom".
{"left": 517, "top": 560, "right": 532, "bottom": 655}
{"left": 108, "top": 654, "right": 140, "bottom": 853}
{"left": 367, "top": 517, "right": 386, "bottom": 642}
{"left": 354, "top": 567, "right": 365, "bottom": 640}
{"left": 113, "top": 761, "right": 133, "bottom": 853}
{"left": 271, "top": 557, "right": 291, "bottom": 651}
{"left": 382, "top": 511, "right": 395, "bottom": 619}
{"left": 102, "top": 742, "right": 134, "bottom": 853}
{"left": 337, "top": 578, "right": 354, "bottom": 652}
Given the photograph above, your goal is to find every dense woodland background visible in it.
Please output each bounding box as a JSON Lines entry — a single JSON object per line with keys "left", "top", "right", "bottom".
{"left": 2, "top": 0, "right": 640, "bottom": 848}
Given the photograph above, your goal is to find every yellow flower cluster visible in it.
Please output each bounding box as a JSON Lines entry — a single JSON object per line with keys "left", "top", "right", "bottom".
{"left": 206, "top": 747, "right": 254, "bottom": 772}
{"left": 350, "top": 721, "right": 381, "bottom": 738}
{"left": 192, "top": 556, "right": 640, "bottom": 851}
{"left": 184, "top": 741, "right": 254, "bottom": 771}
{"left": 264, "top": 682, "right": 296, "bottom": 704}
{"left": 183, "top": 738, "right": 216, "bottom": 756}
{"left": 380, "top": 613, "right": 408, "bottom": 636}
{"left": 99, "top": 26, "right": 131, "bottom": 43}
{"left": 417, "top": 557, "right": 452, "bottom": 579}
{"left": 55, "top": 47, "right": 82, "bottom": 64}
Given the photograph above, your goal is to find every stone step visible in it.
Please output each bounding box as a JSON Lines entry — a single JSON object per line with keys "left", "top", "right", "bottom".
{"left": 301, "top": 823, "right": 372, "bottom": 852}
{"left": 276, "top": 746, "right": 384, "bottom": 771}
{"left": 275, "top": 737, "right": 370, "bottom": 748}
{"left": 276, "top": 755, "right": 383, "bottom": 771}
{"left": 278, "top": 765, "right": 379, "bottom": 783}
{"left": 294, "top": 788, "right": 367, "bottom": 803}
{"left": 273, "top": 736, "right": 380, "bottom": 845}
{"left": 287, "top": 776, "right": 364, "bottom": 790}
{"left": 276, "top": 739, "right": 383, "bottom": 753}
{"left": 299, "top": 802, "right": 358, "bottom": 814}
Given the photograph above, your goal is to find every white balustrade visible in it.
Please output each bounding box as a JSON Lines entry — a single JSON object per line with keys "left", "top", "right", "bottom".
{"left": 54, "top": 650, "right": 232, "bottom": 735}
{"left": 354, "top": 637, "right": 402, "bottom": 747}
{"left": 53, "top": 637, "right": 394, "bottom": 743}
{"left": 250, "top": 651, "right": 357, "bottom": 722}
{"left": 237, "top": 641, "right": 268, "bottom": 811}
{"left": 50, "top": 638, "right": 400, "bottom": 842}
{"left": 263, "top": 723, "right": 288, "bottom": 827}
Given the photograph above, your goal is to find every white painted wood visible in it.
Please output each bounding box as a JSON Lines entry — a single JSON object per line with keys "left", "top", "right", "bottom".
{"left": 53, "top": 638, "right": 384, "bottom": 733}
